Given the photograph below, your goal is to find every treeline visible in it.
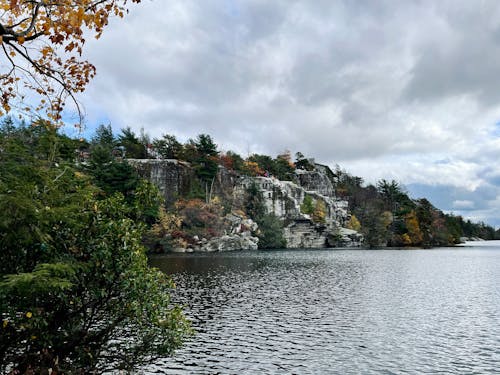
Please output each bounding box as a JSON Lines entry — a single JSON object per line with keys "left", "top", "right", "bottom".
{"left": 3, "top": 118, "right": 498, "bottom": 251}
{"left": 85, "top": 124, "right": 298, "bottom": 181}
{"left": 96, "top": 123, "right": 498, "bottom": 247}
{"left": 336, "top": 169, "right": 499, "bottom": 246}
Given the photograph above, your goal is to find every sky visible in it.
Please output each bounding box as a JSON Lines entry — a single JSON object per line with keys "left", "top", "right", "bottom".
{"left": 76, "top": 0, "right": 500, "bottom": 227}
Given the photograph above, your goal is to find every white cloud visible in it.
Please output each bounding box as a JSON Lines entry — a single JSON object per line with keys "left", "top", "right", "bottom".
{"left": 452, "top": 200, "right": 475, "bottom": 210}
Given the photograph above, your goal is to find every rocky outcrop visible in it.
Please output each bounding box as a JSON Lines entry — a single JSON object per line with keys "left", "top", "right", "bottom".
{"left": 128, "top": 159, "right": 195, "bottom": 206}
{"left": 234, "top": 175, "right": 349, "bottom": 226}
{"left": 284, "top": 219, "right": 328, "bottom": 248}
{"left": 327, "top": 228, "right": 364, "bottom": 248}
{"left": 233, "top": 169, "right": 361, "bottom": 248}
{"left": 195, "top": 232, "right": 259, "bottom": 252}
{"left": 129, "top": 159, "right": 363, "bottom": 250}
{"left": 171, "top": 213, "right": 259, "bottom": 253}
{"left": 295, "top": 167, "right": 335, "bottom": 197}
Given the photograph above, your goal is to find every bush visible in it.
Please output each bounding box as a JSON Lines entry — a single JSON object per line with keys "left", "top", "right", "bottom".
{"left": 256, "top": 214, "right": 286, "bottom": 249}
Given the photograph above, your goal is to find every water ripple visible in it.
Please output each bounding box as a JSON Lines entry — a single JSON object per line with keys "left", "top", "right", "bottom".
{"left": 147, "top": 246, "right": 500, "bottom": 374}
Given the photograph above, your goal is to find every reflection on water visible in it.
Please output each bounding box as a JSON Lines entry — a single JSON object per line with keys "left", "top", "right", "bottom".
{"left": 148, "top": 242, "right": 500, "bottom": 374}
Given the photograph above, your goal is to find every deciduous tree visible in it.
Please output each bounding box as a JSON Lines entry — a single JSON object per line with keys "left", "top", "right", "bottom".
{"left": 0, "top": 0, "right": 140, "bottom": 123}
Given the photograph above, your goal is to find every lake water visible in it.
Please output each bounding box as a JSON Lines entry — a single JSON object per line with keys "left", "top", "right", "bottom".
{"left": 148, "top": 241, "right": 500, "bottom": 374}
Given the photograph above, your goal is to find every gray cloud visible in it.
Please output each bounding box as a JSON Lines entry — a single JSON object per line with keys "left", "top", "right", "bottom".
{"left": 415, "top": 6, "right": 500, "bottom": 107}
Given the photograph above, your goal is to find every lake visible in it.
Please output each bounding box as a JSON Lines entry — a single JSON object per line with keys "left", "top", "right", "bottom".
{"left": 148, "top": 241, "right": 500, "bottom": 374}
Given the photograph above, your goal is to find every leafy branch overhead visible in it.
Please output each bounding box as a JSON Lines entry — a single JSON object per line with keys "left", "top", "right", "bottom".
{"left": 0, "top": 0, "right": 141, "bottom": 124}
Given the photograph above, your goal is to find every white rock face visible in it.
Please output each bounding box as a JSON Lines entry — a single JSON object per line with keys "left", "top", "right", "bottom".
{"left": 234, "top": 166, "right": 362, "bottom": 248}
{"left": 235, "top": 175, "right": 349, "bottom": 226}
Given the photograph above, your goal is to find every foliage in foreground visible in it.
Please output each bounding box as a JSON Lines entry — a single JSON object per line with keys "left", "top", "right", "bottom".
{"left": 0, "top": 0, "right": 141, "bottom": 124}
{"left": 0, "top": 123, "right": 190, "bottom": 374}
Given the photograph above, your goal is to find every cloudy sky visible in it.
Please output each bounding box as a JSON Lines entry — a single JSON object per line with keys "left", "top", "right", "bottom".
{"left": 77, "top": 0, "right": 500, "bottom": 227}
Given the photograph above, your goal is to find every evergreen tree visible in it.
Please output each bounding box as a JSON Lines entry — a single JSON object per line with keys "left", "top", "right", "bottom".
{"left": 153, "top": 134, "right": 183, "bottom": 159}
{"left": 86, "top": 144, "right": 139, "bottom": 199}
{"left": 256, "top": 214, "right": 287, "bottom": 249}
{"left": 92, "top": 123, "right": 115, "bottom": 148}
{"left": 244, "top": 183, "right": 286, "bottom": 249}
{"left": 245, "top": 182, "right": 267, "bottom": 220}
{"left": 193, "top": 134, "right": 219, "bottom": 183}
{"left": 118, "top": 127, "right": 147, "bottom": 159}
{"left": 0, "top": 127, "right": 190, "bottom": 373}
{"left": 295, "top": 152, "right": 315, "bottom": 171}
{"left": 301, "top": 195, "right": 314, "bottom": 215}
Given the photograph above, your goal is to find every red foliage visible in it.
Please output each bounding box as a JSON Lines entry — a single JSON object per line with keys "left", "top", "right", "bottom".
{"left": 175, "top": 198, "right": 224, "bottom": 239}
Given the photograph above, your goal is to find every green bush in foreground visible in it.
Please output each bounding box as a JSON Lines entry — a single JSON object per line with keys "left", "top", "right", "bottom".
{"left": 0, "top": 126, "right": 190, "bottom": 374}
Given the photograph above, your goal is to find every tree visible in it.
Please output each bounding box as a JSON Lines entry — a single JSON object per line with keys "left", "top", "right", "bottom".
{"left": 219, "top": 150, "right": 244, "bottom": 172}
{"left": 377, "top": 179, "right": 403, "bottom": 211}
{"left": 248, "top": 154, "right": 274, "bottom": 175}
{"left": 146, "top": 206, "right": 183, "bottom": 252}
{"left": 405, "top": 210, "right": 423, "bottom": 245}
{"left": 118, "top": 126, "right": 147, "bottom": 158}
{"left": 300, "top": 194, "right": 314, "bottom": 215}
{"left": 312, "top": 199, "right": 327, "bottom": 223}
{"left": 295, "top": 151, "right": 315, "bottom": 171}
{"left": 256, "top": 213, "right": 286, "bottom": 249}
{"left": 415, "top": 198, "right": 434, "bottom": 246}
{"left": 0, "top": 115, "right": 15, "bottom": 133}
{"left": 191, "top": 134, "right": 219, "bottom": 184}
{"left": 86, "top": 143, "right": 140, "bottom": 199}
{"left": 241, "top": 160, "right": 264, "bottom": 176}
{"left": 92, "top": 123, "right": 115, "bottom": 148}
{"left": 346, "top": 214, "right": 361, "bottom": 231}
{"left": 0, "top": 128, "right": 190, "bottom": 373}
{"left": 194, "top": 134, "right": 218, "bottom": 157}
{"left": 274, "top": 150, "right": 295, "bottom": 180}
{"left": 175, "top": 198, "right": 224, "bottom": 240}
{"left": 0, "top": 0, "right": 141, "bottom": 124}
{"left": 243, "top": 183, "right": 285, "bottom": 249}
{"left": 153, "top": 134, "right": 183, "bottom": 159}
{"left": 245, "top": 182, "right": 267, "bottom": 221}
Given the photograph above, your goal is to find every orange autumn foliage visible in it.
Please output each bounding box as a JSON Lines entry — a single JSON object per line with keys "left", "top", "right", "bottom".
{"left": 0, "top": 0, "right": 141, "bottom": 125}
{"left": 242, "top": 160, "right": 264, "bottom": 176}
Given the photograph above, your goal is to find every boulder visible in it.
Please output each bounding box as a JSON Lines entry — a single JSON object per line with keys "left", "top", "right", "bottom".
{"left": 327, "top": 228, "right": 363, "bottom": 247}
{"left": 197, "top": 233, "right": 259, "bottom": 252}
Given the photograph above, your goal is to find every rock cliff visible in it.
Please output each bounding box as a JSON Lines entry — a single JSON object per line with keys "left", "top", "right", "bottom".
{"left": 128, "top": 159, "right": 195, "bottom": 207}
{"left": 129, "top": 159, "right": 362, "bottom": 250}
{"left": 233, "top": 168, "right": 361, "bottom": 248}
